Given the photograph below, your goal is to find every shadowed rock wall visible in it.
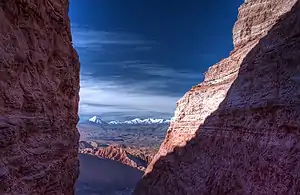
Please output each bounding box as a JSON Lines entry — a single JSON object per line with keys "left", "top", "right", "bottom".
{"left": 134, "top": 0, "right": 300, "bottom": 194}
{"left": 0, "top": 0, "right": 80, "bottom": 194}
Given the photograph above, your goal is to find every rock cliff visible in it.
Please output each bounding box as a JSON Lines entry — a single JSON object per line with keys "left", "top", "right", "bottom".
{"left": 78, "top": 141, "right": 154, "bottom": 171}
{"left": 134, "top": 0, "right": 300, "bottom": 194}
{"left": 0, "top": 0, "right": 80, "bottom": 194}
{"left": 95, "top": 145, "right": 148, "bottom": 171}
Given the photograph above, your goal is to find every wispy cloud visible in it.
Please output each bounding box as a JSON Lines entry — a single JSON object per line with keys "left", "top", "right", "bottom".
{"left": 72, "top": 24, "right": 202, "bottom": 120}
{"left": 71, "top": 24, "right": 157, "bottom": 49}
{"left": 79, "top": 74, "right": 180, "bottom": 119}
{"left": 121, "top": 62, "right": 203, "bottom": 79}
{"left": 87, "top": 60, "right": 203, "bottom": 80}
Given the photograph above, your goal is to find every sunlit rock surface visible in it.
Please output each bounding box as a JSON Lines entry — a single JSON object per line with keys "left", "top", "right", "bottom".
{"left": 78, "top": 141, "right": 154, "bottom": 171}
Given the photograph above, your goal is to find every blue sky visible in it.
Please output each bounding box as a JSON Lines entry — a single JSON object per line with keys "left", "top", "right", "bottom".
{"left": 69, "top": 0, "right": 243, "bottom": 121}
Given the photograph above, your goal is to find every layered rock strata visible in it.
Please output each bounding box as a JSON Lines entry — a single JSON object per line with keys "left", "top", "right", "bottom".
{"left": 0, "top": 0, "right": 80, "bottom": 194}
{"left": 135, "top": 0, "right": 300, "bottom": 194}
{"left": 78, "top": 141, "right": 154, "bottom": 171}
{"left": 95, "top": 145, "right": 148, "bottom": 171}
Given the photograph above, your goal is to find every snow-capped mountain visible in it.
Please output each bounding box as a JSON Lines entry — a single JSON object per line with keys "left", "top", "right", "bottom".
{"left": 88, "top": 116, "right": 171, "bottom": 125}
{"left": 108, "top": 118, "right": 171, "bottom": 125}
{"left": 88, "top": 116, "right": 107, "bottom": 125}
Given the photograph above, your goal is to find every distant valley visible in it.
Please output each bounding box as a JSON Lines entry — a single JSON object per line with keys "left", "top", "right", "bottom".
{"left": 76, "top": 116, "right": 170, "bottom": 194}
{"left": 78, "top": 116, "right": 170, "bottom": 148}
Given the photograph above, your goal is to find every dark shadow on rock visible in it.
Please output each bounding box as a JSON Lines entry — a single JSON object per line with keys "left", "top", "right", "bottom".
{"left": 76, "top": 154, "right": 143, "bottom": 194}
{"left": 134, "top": 1, "right": 300, "bottom": 195}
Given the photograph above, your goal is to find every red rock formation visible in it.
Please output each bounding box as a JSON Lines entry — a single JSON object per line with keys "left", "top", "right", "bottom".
{"left": 95, "top": 145, "right": 148, "bottom": 171}
{"left": 134, "top": 0, "right": 300, "bottom": 194}
{"left": 78, "top": 141, "right": 156, "bottom": 171}
{"left": 127, "top": 147, "right": 155, "bottom": 165}
{"left": 0, "top": 0, "right": 80, "bottom": 194}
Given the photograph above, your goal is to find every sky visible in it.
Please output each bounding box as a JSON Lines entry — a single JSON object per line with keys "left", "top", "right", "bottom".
{"left": 69, "top": 0, "right": 243, "bottom": 121}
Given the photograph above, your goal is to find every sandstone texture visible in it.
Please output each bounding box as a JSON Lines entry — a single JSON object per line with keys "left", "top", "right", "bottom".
{"left": 95, "top": 145, "right": 148, "bottom": 171}
{"left": 78, "top": 141, "right": 154, "bottom": 171}
{"left": 0, "top": 0, "right": 80, "bottom": 194}
{"left": 134, "top": 0, "right": 300, "bottom": 194}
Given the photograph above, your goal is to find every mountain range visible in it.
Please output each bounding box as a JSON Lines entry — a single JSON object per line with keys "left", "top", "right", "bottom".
{"left": 88, "top": 116, "right": 171, "bottom": 125}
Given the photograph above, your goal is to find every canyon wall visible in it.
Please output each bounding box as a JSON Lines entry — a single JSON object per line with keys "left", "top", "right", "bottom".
{"left": 0, "top": 0, "right": 80, "bottom": 194}
{"left": 134, "top": 0, "right": 300, "bottom": 194}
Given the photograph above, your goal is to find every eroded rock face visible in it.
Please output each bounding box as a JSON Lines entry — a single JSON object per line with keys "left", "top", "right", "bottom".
{"left": 0, "top": 0, "right": 80, "bottom": 194}
{"left": 95, "top": 145, "right": 148, "bottom": 171}
{"left": 78, "top": 142, "right": 154, "bottom": 171}
{"left": 233, "top": 0, "right": 297, "bottom": 48}
{"left": 135, "top": 0, "right": 300, "bottom": 194}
